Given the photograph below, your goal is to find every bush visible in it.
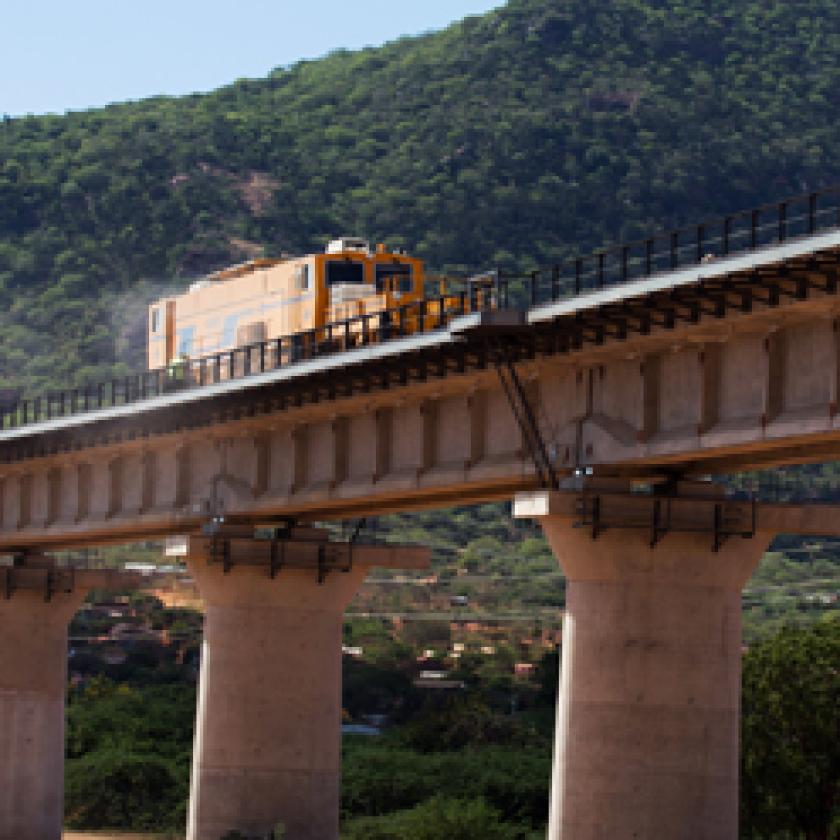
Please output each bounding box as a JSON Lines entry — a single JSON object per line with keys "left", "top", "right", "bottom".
{"left": 341, "top": 795, "right": 537, "bottom": 840}
{"left": 64, "top": 749, "right": 186, "bottom": 830}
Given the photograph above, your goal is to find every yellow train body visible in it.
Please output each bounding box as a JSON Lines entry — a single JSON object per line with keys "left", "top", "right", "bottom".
{"left": 147, "top": 239, "right": 425, "bottom": 370}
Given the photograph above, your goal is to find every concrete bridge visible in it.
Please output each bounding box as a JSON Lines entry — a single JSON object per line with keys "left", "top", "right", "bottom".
{"left": 3, "top": 189, "right": 840, "bottom": 838}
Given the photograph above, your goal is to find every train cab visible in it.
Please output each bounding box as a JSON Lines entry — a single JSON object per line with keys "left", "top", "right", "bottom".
{"left": 147, "top": 239, "right": 424, "bottom": 370}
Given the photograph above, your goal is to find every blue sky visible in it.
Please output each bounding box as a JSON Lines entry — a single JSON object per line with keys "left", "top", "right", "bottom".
{"left": 1, "top": 1, "right": 501, "bottom": 117}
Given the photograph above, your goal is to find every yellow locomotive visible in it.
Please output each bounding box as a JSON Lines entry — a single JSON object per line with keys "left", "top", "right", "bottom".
{"left": 147, "top": 238, "right": 428, "bottom": 370}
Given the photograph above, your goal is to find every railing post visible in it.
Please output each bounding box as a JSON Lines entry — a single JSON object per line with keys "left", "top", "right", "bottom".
{"left": 46, "top": 394, "right": 52, "bottom": 420}
{"left": 259, "top": 342, "right": 266, "bottom": 373}
{"left": 438, "top": 295, "right": 445, "bottom": 326}
{"left": 274, "top": 338, "right": 282, "bottom": 368}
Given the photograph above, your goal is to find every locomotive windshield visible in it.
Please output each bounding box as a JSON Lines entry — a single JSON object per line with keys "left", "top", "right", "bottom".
{"left": 326, "top": 260, "right": 365, "bottom": 285}
{"left": 375, "top": 263, "right": 413, "bottom": 293}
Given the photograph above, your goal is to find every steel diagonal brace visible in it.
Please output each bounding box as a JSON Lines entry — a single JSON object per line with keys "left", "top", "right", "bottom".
{"left": 494, "top": 345, "right": 559, "bottom": 490}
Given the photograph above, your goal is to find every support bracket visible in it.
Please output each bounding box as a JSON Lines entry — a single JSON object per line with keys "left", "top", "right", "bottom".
{"left": 574, "top": 493, "right": 757, "bottom": 551}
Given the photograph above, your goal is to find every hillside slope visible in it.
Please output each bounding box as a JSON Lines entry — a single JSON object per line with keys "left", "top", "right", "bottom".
{"left": 2, "top": 0, "right": 840, "bottom": 389}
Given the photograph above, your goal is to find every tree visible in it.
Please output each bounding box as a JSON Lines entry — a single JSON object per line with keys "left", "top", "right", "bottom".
{"left": 741, "top": 617, "right": 839, "bottom": 839}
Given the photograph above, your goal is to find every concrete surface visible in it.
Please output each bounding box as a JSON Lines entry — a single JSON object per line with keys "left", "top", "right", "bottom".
{"left": 0, "top": 588, "right": 87, "bottom": 840}
{"left": 185, "top": 558, "right": 368, "bottom": 840}
{"left": 536, "top": 515, "right": 771, "bottom": 840}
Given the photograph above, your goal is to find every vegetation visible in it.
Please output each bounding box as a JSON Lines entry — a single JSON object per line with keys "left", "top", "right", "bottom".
{"left": 741, "top": 618, "right": 840, "bottom": 840}
{"left": 65, "top": 678, "right": 193, "bottom": 830}
{"left": 6, "top": 0, "right": 840, "bottom": 393}
{"left": 63, "top": 613, "right": 839, "bottom": 837}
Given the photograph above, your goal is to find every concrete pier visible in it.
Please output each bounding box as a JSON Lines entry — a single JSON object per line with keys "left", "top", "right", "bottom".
{"left": 0, "top": 576, "right": 86, "bottom": 840}
{"left": 185, "top": 558, "right": 369, "bottom": 840}
{"left": 535, "top": 517, "right": 770, "bottom": 840}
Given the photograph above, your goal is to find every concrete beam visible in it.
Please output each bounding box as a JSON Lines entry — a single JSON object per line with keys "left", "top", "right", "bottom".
{"left": 515, "top": 490, "right": 840, "bottom": 536}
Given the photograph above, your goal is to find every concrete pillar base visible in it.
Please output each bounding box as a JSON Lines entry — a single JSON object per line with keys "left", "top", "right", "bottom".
{"left": 537, "top": 519, "right": 771, "bottom": 840}
{"left": 0, "top": 586, "right": 87, "bottom": 840}
{"left": 186, "top": 560, "right": 368, "bottom": 840}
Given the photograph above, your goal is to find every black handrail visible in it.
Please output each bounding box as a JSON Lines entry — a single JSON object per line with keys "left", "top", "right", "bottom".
{"left": 3, "top": 185, "right": 840, "bottom": 432}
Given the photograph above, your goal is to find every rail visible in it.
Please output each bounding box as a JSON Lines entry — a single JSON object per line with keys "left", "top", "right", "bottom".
{"left": 3, "top": 185, "right": 840, "bottom": 431}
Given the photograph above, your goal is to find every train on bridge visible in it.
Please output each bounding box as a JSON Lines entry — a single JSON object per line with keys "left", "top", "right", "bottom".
{"left": 147, "top": 238, "right": 493, "bottom": 371}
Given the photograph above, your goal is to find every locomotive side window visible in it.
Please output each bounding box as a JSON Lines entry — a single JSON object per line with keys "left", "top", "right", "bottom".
{"left": 151, "top": 307, "right": 161, "bottom": 333}
{"left": 326, "top": 260, "right": 364, "bottom": 285}
{"left": 375, "top": 263, "right": 413, "bottom": 293}
{"left": 295, "top": 264, "right": 310, "bottom": 291}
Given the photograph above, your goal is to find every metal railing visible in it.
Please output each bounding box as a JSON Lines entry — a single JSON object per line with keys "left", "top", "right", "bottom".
{"left": 504, "top": 185, "right": 840, "bottom": 305}
{"left": 3, "top": 185, "right": 840, "bottom": 432}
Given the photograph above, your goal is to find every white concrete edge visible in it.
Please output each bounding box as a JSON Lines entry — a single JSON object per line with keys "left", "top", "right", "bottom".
{"left": 512, "top": 490, "right": 554, "bottom": 518}
{"left": 528, "top": 227, "right": 840, "bottom": 324}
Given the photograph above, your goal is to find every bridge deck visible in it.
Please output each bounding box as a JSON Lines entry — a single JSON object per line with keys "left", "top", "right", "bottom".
{"left": 3, "top": 199, "right": 840, "bottom": 457}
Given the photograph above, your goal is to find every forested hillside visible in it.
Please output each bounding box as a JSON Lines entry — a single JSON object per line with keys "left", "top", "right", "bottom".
{"left": 3, "top": 0, "right": 840, "bottom": 390}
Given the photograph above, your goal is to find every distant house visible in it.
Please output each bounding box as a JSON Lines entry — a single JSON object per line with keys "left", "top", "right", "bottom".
{"left": 413, "top": 670, "right": 465, "bottom": 690}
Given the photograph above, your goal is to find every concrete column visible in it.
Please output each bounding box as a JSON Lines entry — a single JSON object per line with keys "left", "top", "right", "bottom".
{"left": 0, "top": 585, "right": 86, "bottom": 840}
{"left": 538, "top": 520, "right": 771, "bottom": 840}
{"left": 186, "top": 560, "right": 368, "bottom": 840}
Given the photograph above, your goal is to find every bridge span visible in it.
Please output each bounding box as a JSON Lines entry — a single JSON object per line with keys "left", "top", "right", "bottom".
{"left": 3, "top": 189, "right": 840, "bottom": 838}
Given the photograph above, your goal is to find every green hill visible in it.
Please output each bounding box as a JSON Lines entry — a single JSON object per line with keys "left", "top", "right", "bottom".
{"left": 4, "top": 0, "right": 840, "bottom": 389}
